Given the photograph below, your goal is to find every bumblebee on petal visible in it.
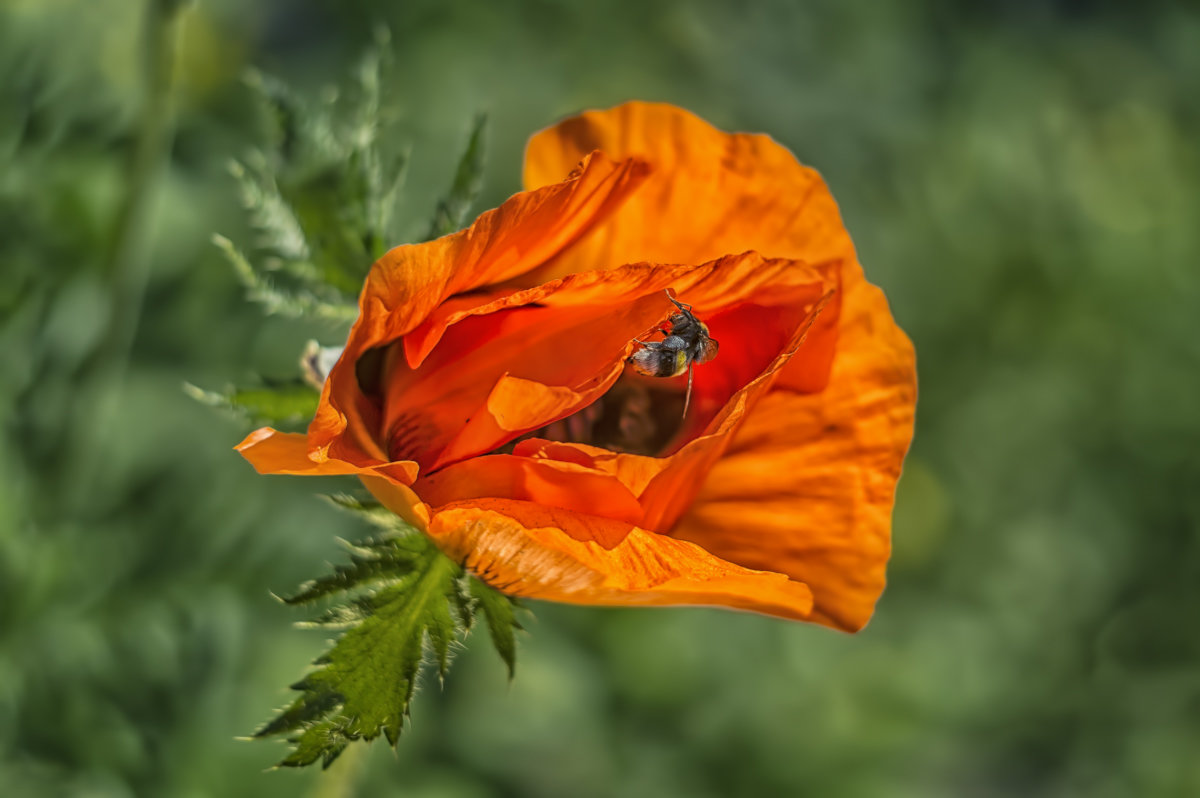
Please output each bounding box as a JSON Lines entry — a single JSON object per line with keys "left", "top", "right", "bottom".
{"left": 626, "top": 289, "right": 719, "bottom": 418}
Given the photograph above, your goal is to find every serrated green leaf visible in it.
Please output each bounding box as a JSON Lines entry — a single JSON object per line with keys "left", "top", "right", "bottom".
{"left": 280, "top": 165, "right": 374, "bottom": 293}
{"left": 225, "top": 63, "right": 522, "bottom": 771}
{"left": 243, "top": 67, "right": 330, "bottom": 170}
{"left": 256, "top": 528, "right": 471, "bottom": 768}
{"left": 236, "top": 48, "right": 409, "bottom": 296}
{"left": 228, "top": 157, "right": 311, "bottom": 265}
{"left": 374, "top": 147, "right": 410, "bottom": 257}
{"left": 283, "top": 534, "right": 424, "bottom": 606}
{"left": 424, "top": 113, "right": 487, "bottom": 240}
{"left": 183, "top": 378, "right": 319, "bottom": 427}
{"left": 230, "top": 384, "right": 319, "bottom": 422}
{"left": 469, "top": 577, "right": 522, "bottom": 679}
{"left": 321, "top": 494, "right": 402, "bottom": 530}
{"left": 212, "top": 234, "right": 358, "bottom": 322}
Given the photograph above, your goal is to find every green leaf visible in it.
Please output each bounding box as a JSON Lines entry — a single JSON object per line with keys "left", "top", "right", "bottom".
{"left": 212, "top": 234, "right": 358, "bottom": 322}
{"left": 424, "top": 113, "right": 487, "bottom": 240}
{"left": 236, "top": 45, "right": 410, "bottom": 295}
{"left": 470, "top": 577, "right": 523, "bottom": 679}
{"left": 183, "top": 378, "right": 320, "bottom": 427}
{"left": 374, "top": 146, "right": 410, "bottom": 256}
{"left": 228, "top": 157, "right": 311, "bottom": 265}
{"left": 257, "top": 525, "right": 474, "bottom": 768}
{"left": 280, "top": 165, "right": 374, "bottom": 293}
{"left": 221, "top": 64, "right": 521, "bottom": 770}
{"left": 352, "top": 28, "right": 408, "bottom": 260}
{"left": 321, "top": 494, "right": 402, "bottom": 531}
{"left": 243, "top": 67, "right": 330, "bottom": 171}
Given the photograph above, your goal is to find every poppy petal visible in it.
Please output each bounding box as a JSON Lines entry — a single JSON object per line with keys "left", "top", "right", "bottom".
{"left": 381, "top": 253, "right": 836, "bottom": 474}
{"left": 525, "top": 102, "right": 916, "bottom": 630}
{"left": 505, "top": 288, "right": 837, "bottom": 532}
{"left": 403, "top": 251, "right": 836, "bottom": 371}
{"left": 415, "top": 454, "right": 645, "bottom": 527}
{"left": 236, "top": 428, "right": 372, "bottom": 476}
{"left": 523, "top": 101, "right": 851, "bottom": 285}
{"left": 307, "top": 150, "right": 650, "bottom": 466}
{"left": 236, "top": 427, "right": 420, "bottom": 483}
{"left": 426, "top": 499, "right": 814, "bottom": 619}
{"left": 671, "top": 279, "right": 917, "bottom": 632}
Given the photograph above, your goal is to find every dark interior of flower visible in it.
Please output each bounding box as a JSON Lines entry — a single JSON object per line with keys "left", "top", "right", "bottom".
{"left": 493, "top": 377, "right": 687, "bottom": 458}
{"left": 359, "top": 333, "right": 694, "bottom": 467}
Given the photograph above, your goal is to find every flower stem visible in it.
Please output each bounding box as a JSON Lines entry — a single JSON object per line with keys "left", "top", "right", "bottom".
{"left": 101, "top": 0, "right": 186, "bottom": 362}
{"left": 69, "top": 0, "right": 186, "bottom": 505}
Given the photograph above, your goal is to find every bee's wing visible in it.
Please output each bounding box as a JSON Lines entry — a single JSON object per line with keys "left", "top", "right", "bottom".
{"left": 696, "top": 337, "right": 719, "bottom": 364}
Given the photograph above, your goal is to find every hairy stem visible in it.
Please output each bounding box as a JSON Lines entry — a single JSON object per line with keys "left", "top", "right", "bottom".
{"left": 69, "top": 0, "right": 187, "bottom": 506}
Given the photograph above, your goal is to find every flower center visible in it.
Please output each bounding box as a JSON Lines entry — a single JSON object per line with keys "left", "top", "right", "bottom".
{"left": 492, "top": 376, "right": 686, "bottom": 457}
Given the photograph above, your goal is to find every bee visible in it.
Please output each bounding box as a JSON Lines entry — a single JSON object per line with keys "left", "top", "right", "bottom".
{"left": 626, "top": 289, "right": 719, "bottom": 418}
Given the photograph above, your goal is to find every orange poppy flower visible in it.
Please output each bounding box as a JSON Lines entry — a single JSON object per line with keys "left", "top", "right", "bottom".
{"left": 237, "top": 102, "right": 916, "bottom": 631}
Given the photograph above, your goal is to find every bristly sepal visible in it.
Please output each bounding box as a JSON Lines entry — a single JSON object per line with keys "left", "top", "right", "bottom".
{"left": 253, "top": 502, "right": 526, "bottom": 768}
{"left": 470, "top": 576, "right": 523, "bottom": 680}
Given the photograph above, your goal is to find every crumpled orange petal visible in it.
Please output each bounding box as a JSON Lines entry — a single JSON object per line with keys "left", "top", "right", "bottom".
{"left": 425, "top": 500, "right": 814, "bottom": 619}
{"left": 237, "top": 150, "right": 648, "bottom": 475}
{"left": 522, "top": 101, "right": 916, "bottom": 629}
{"left": 235, "top": 428, "right": 380, "bottom": 476}
{"left": 524, "top": 102, "right": 850, "bottom": 283}
{"left": 236, "top": 428, "right": 420, "bottom": 484}
{"left": 523, "top": 102, "right": 859, "bottom": 392}
{"left": 311, "top": 150, "right": 650, "bottom": 466}
{"left": 379, "top": 252, "right": 836, "bottom": 474}
{"left": 672, "top": 278, "right": 916, "bottom": 631}
{"left": 399, "top": 286, "right": 834, "bottom": 540}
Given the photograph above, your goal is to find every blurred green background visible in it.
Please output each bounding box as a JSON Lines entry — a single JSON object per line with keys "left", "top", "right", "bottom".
{"left": 2, "top": 0, "right": 1198, "bottom": 795}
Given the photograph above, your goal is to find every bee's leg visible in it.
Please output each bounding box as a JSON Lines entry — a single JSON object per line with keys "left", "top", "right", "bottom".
{"left": 664, "top": 288, "right": 693, "bottom": 312}
{"left": 632, "top": 338, "right": 670, "bottom": 351}
{"left": 682, "top": 361, "right": 694, "bottom": 419}
{"left": 635, "top": 327, "right": 669, "bottom": 343}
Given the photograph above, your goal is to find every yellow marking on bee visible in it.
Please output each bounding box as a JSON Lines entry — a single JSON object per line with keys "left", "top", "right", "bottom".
{"left": 672, "top": 350, "right": 688, "bottom": 377}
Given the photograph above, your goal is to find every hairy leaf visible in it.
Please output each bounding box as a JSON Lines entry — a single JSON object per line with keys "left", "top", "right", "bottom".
{"left": 424, "top": 113, "right": 487, "bottom": 240}
{"left": 470, "top": 577, "right": 522, "bottom": 679}
{"left": 221, "top": 54, "right": 525, "bottom": 772}
{"left": 212, "top": 234, "right": 358, "bottom": 322}
{"left": 183, "top": 378, "right": 320, "bottom": 427}
{"left": 321, "top": 494, "right": 401, "bottom": 530}
{"left": 258, "top": 527, "right": 472, "bottom": 768}
{"left": 231, "top": 38, "right": 411, "bottom": 299}
{"left": 228, "top": 158, "right": 311, "bottom": 264}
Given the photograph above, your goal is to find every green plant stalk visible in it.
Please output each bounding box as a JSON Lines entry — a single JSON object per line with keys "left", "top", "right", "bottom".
{"left": 70, "top": 0, "right": 186, "bottom": 505}
{"left": 103, "top": 0, "right": 186, "bottom": 359}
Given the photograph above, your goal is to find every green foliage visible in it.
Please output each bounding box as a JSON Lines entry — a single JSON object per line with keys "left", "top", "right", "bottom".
{"left": 5, "top": 1, "right": 1200, "bottom": 796}
{"left": 218, "top": 30, "right": 411, "bottom": 312}
{"left": 470, "top": 575, "right": 522, "bottom": 679}
{"left": 199, "top": 47, "right": 518, "bottom": 774}
{"left": 424, "top": 113, "right": 488, "bottom": 241}
{"left": 255, "top": 508, "right": 523, "bottom": 769}
{"left": 216, "top": 34, "right": 489, "bottom": 319}
{"left": 183, "top": 379, "right": 320, "bottom": 428}
{"left": 212, "top": 233, "right": 358, "bottom": 322}
{"left": 322, "top": 493, "right": 406, "bottom": 531}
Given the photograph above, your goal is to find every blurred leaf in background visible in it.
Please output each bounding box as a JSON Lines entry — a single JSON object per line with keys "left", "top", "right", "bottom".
{"left": 1, "top": 0, "right": 1198, "bottom": 796}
